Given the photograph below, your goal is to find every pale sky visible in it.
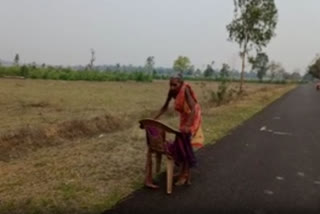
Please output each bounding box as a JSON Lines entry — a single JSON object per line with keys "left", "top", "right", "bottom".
{"left": 0, "top": 0, "right": 319, "bottom": 73}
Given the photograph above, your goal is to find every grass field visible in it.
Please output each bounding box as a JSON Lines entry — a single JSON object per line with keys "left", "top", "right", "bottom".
{"left": 0, "top": 79, "right": 296, "bottom": 214}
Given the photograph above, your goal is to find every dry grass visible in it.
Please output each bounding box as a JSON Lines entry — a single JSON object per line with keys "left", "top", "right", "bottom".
{"left": 0, "top": 79, "right": 296, "bottom": 213}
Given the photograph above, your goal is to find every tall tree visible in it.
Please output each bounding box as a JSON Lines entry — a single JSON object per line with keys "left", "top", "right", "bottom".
{"left": 195, "top": 68, "right": 202, "bottom": 77}
{"left": 145, "top": 56, "right": 155, "bottom": 76}
{"left": 173, "top": 56, "right": 191, "bottom": 75}
{"left": 87, "top": 48, "right": 96, "bottom": 70}
{"left": 268, "top": 61, "right": 281, "bottom": 81}
{"left": 220, "top": 63, "right": 231, "bottom": 79}
{"left": 14, "top": 53, "right": 20, "bottom": 66}
{"left": 308, "top": 55, "right": 320, "bottom": 79}
{"left": 226, "top": 0, "right": 278, "bottom": 91}
{"left": 204, "top": 64, "right": 215, "bottom": 78}
{"left": 250, "top": 52, "right": 269, "bottom": 82}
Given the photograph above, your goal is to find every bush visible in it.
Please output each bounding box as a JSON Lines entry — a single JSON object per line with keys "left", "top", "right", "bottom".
{"left": 20, "top": 66, "right": 29, "bottom": 78}
{"left": 131, "top": 72, "right": 152, "bottom": 82}
{"left": 209, "top": 70, "right": 239, "bottom": 106}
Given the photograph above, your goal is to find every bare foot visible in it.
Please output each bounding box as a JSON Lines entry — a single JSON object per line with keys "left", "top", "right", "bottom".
{"left": 145, "top": 182, "right": 159, "bottom": 189}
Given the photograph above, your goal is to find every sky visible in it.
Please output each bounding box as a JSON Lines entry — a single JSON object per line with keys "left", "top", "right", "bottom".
{"left": 0, "top": 0, "right": 319, "bottom": 73}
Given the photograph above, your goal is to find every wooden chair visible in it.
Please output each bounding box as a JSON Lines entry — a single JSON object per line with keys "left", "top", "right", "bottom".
{"left": 139, "top": 119, "right": 180, "bottom": 194}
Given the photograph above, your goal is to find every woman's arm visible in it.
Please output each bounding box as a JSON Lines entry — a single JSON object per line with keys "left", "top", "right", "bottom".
{"left": 154, "top": 91, "right": 172, "bottom": 120}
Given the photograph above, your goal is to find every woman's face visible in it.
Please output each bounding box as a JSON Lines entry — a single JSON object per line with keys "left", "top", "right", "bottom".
{"left": 169, "top": 78, "right": 182, "bottom": 98}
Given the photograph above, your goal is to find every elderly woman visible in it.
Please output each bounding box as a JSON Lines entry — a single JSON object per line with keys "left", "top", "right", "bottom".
{"left": 154, "top": 74, "right": 204, "bottom": 185}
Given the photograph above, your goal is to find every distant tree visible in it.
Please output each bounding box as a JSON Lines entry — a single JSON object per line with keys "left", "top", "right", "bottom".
{"left": 195, "top": 68, "right": 202, "bottom": 77}
{"left": 268, "top": 61, "right": 282, "bottom": 81}
{"left": 116, "top": 63, "right": 121, "bottom": 72}
{"left": 87, "top": 48, "right": 96, "bottom": 70}
{"left": 186, "top": 65, "right": 195, "bottom": 76}
{"left": 249, "top": 52, "right": 269, "bottom": 82}
{"left": 145, "top": 56, "right": 155, "bottom": 76}
{"left": 282, "top": 70, "right": 291, "bottom": 81}
{"left": 226, "top": 0, "right": 278, "bottom": 91}
{"left": 308, "top": 55, "right": 320, "bottom": 79}
{"left": 290, "top": 70, "right": 302, "bottom": 81}
{"left": 31, "top": 62, "right": 37, "bottom": 69}
{"left": 173, "top": 56, "right": 191, "bottom": 75}
{"left": 14, "top": 53, "right": 20, "bottom": 66}
{"left": 204, "top": 64, "right": 215, "bottom": 78}
{"left": 273, "top": 65, "right": 288, "bottom": 81}
{"left": 302, "top": 72, "right": 314, "bottom": 82}
{"left": 220, "top": 63, "right": 231, "bottom": 79}
{"left": 20, "top": 65, "right": 29, "bottom": 78}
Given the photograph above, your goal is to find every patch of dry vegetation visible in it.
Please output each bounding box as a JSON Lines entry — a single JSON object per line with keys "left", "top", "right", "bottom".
{"left": 0, "top": 114, "right": 126, "bottom": 161}
{"left": 0, "top": 79, "right": 296, "bottom": 213}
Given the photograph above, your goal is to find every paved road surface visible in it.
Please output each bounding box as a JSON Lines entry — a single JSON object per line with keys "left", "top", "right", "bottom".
{"left": 104, "top": 84, "right": 320, "bottom": 214}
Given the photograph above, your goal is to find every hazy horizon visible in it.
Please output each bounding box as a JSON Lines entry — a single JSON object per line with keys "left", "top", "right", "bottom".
{"left": 1, "top": 0, "right": 319, "bottom": 73}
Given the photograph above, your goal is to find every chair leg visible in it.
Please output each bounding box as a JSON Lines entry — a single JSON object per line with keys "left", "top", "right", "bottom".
{"left": 145, "top": 149, "right": 153, "bottom": 184}
{"left": 166, "top": 158, "right": 174, "bottom": 194}
{"left": 155, "top": 153, "right": 162, "bottom": 174}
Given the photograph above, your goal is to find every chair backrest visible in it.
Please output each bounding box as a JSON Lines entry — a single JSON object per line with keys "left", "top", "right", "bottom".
{"left": 139, "top": 119, "right": 180, "bottom": 154}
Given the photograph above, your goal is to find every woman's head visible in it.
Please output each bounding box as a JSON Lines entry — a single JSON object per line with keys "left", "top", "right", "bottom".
{"left": 169, "top": 73, "right": 184, "bottom": 98}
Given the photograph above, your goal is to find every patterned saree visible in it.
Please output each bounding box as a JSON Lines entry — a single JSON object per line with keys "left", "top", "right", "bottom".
{"left": 174, "top": 83, "right": 204, "bottom": 149}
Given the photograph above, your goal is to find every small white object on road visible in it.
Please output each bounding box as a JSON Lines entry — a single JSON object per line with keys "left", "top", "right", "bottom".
{"left": 273, "top": 131, "right": 292, "bottom": 136}
{"left": 260, "top": 126, "right": 267, "bottom": 131}
{"left": 276, "top": 176, "right": 284, "bottom": 181}
{"left": 297, "top": 172, "right": 305, "bottom": 177}
{"left": 314, "top": 181, "right": 320, "bottom": 185}
{"left": 264, "top": 190, "right": 274, "bottom": 195}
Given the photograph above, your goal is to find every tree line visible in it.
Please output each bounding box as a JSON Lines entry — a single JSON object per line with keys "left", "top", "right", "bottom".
{"left": 0, "top": 0, "right": 310, "bottom": 84}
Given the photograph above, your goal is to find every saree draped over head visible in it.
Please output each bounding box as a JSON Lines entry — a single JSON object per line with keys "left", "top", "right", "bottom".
{"left": 174, "top": 83, "right": 204, "bottom": 149}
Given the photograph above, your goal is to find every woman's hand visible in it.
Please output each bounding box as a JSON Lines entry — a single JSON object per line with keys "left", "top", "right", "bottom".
{"left": 154, "top": 92, "right": 172, "bottom": 120}
{"left": 181, "top": 126, "right": 191, "bottom": 134}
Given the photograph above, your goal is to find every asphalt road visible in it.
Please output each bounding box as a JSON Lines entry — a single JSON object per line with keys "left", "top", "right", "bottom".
{"left": 104, "top": 84, "right": 320, "bottom": 214}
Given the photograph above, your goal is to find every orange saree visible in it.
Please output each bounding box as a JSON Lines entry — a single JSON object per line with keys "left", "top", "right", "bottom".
{"left": 174, "top": 83, "right": 204, "bottom": 149}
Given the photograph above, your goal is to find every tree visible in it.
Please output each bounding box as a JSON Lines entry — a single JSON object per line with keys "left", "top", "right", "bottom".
{"left": 308, "top": 55, "right": 320, "bottom": 79}
{"left": 186, "top": 65, "right": 195, "bottom": 76}
{"left": 204, "top": 64, "right": 215, "bottom": 78}
{"left": 195, "top": 69, "right": 202, "bottom": 77}
{"left": 116, "top": 63, "right": 121, "bottom": 72}
{"left": 87, "top": 48, "right": 96, "bottom": 70}
{"left": 226, "top": 0, "right": 278, "bottom": 91}
{"left": 220, "top": 63, "right": 231, "bottom": 80}
{"left": 250, "top": 52, "right": 269, "bottom": 82}
{"left": 145, "top": 56, "right": 155, "bottom": 76}
{"left": 276, "top": 66, "right": 287, "bottom": 81}
{"left": 282, "top": 70, "right": 290, "bottom": 81}
{"left": 20, "top": 65, "right": 29, "bottom": 78}
{"left": 14, "top": 53, "right": 20, "bottom": 66}
{"left": 290, "top": 71, "right": 302, "bottom": 81}
{"left": 173, "top": 56, "right": 191, "bottom": 74}
{"left": 268, "top": 61, "right": 281, "bottom": 81}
